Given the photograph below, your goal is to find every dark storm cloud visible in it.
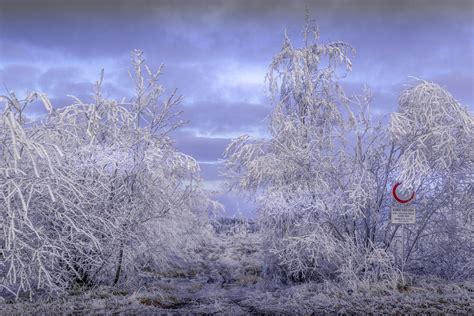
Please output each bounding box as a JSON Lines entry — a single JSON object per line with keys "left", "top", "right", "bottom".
{"left": 2, "top": 0, "right": 472, "bottom": 13}
{"left": 0, "top": 0, "right": 281, "bottom": 63}
{"left": 1, "top": 0, "right": 472, "bottom": 94}
{"left": 3, "top": 0, "right": 469, "bottom": 64}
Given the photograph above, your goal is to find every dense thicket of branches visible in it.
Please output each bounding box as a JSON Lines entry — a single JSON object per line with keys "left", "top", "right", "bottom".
{"left": 0, "top": 51, "right": 216, "bottom": 299}
{"left": 224, "top": 22, "right": 473, "bottom": 288}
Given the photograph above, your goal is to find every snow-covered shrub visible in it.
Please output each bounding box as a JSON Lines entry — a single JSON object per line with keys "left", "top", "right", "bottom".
{"left": 389, "top": 82, "right": 474, "bottom": 280}
{"left": 0, "top": 50, "right": 215, "bottom": 299}
{"left": 225, "top": 21, "right": 396, "bottom": 286}
{"left": 390, "top": 81, "right": 473, "bottom": 190}
{"left": 224, "top": 20, "right": 473, "bottom": 287}
{"left": 0, "top": 93, "right": 111, "bottom": 299}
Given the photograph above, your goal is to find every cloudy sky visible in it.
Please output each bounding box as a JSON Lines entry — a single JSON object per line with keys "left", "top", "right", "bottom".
{"left": 1, "top": 0, "right": 473, "bottom": 216}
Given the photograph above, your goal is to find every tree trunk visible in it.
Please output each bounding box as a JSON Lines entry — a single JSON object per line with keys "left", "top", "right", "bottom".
{"left": 113, "top": 241, "right": 124, "bottom": 286}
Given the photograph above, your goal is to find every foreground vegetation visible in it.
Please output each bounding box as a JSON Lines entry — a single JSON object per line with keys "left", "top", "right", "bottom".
{"left": 1, "top": 222, "right": 473, "bottom": 314}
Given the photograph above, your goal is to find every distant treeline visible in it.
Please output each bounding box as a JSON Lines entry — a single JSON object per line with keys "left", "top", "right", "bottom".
{"left": 212, "top": 217, "right": 258, "bottom": 234}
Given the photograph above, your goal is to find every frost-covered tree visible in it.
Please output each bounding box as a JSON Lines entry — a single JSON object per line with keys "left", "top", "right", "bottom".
{"left": 0, "top": 91, "right": 88, "bottom": 299}
{"left": 390, "top": 81, "right": 473, "bottom": 189}
{"left": 224, "top": 20, "right": 473, "bottom": 288}
{"left": 0, "top": 50, "right": 216, "bottom": 300}
{"left": 389, "top": 81, "right": 474, "bottom": 279}
{"left": 225, "top": 21, "right": 396, "bottom": 285}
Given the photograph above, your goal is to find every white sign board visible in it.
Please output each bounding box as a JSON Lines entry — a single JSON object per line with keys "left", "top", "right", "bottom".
{"left": 391, "top": 207, "right": 416, "bottom": 224}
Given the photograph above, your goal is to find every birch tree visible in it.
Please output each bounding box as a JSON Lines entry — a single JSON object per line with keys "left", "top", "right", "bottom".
{"left": 224, "top": 21, "right": 473, "bottom": 288}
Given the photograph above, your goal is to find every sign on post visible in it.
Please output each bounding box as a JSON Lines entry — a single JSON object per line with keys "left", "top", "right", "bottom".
{"left": 391, "top": 182, "right": 416, "bottom": 224}
{"left": 391, "top": 182, "right": 415, "bottom": 204}
{"left": 390, "top": 182, "right": 416, "bottom": 277}
{"left": 391, "top": 207, "right": 416, "bottom": 224}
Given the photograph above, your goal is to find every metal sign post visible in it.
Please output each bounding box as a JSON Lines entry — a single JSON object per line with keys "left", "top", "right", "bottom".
{"left": 391, "top": 183, "right": 416, "bottom": 279}
{"left": 0, "top": 216, "right": 4, "bottom": 260}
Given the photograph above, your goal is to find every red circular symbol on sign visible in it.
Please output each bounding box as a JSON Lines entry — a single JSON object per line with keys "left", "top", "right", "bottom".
{"left": 392, "top": 182, "right": 415, "bottom": 204}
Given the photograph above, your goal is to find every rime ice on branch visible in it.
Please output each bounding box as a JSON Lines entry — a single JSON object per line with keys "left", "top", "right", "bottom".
{"left": 390, "top": 81, "right": 474, "bottom": 190}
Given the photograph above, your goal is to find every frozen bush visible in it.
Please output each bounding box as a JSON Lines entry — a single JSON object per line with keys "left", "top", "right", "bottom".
{"left": 224, "top": 20, "right": 473, "bottom": 288}
{"left": 0, "top": 50, "right": 216, "bottom": 300}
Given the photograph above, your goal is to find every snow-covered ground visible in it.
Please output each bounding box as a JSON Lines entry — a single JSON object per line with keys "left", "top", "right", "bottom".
{"left": 1, "top": 225, "right": 472, "bottom": 315}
